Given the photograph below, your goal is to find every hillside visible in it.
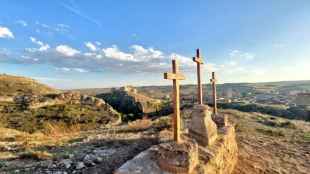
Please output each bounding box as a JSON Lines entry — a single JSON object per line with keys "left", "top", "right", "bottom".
{"left": 0, "top": 109, "right": 309, "bottom": 173}
{"left": 0, "top": 92, "right": 121, "bottom": 133}
{"left": 0, "top": 74, "right": 58, "bottom": 96}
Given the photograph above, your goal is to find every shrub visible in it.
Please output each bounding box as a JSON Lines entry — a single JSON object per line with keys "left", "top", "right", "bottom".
{"left": 303, "top": 132, "right": 310, "bottom": 142}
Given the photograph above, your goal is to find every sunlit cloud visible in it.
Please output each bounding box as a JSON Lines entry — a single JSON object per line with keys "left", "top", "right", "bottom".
{"left": 56, "top": 45, "right": 80, "bottom": 57}
{"left": 0, "top": 26, "right": 14, "bottom": 39}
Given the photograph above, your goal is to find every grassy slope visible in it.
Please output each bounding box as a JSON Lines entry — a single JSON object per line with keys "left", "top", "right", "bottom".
{"left": 0, "top": 74, "right": 58, "bottom": 96}
{"left": 0, "top": 103, "right": 120, "bottom": 133}
{"left": 224, "top": 110, "right": 310, "bottom": 174}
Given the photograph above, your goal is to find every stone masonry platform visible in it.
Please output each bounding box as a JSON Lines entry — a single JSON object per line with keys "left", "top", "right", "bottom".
{"left": 114, "top": 118, "right": 238, "bottom": 174}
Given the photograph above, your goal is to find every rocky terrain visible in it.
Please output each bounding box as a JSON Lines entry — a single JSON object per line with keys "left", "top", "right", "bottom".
{"left": 97, "top": 86, "right": 165, "bottom": 121}
{"left": 0, "top": 75, "right": 309, "bottom": 174}
{"left": 0, "top": 109, "right": 309, "bottom": 174}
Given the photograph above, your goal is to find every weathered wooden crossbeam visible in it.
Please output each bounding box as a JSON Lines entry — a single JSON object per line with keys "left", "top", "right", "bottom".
{"left": 164, "top": 72, "right": 185, "bottom": 80}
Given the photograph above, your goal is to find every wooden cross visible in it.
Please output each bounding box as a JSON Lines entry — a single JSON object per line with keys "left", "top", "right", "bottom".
{"left": 164, "top": 59, "right": 185, "bottom": 143}
{"left": 210, "top": 72, "right": 218, "bottom": 115}
{"left": 192, "top": 48, "right": 204, "bottom": 105}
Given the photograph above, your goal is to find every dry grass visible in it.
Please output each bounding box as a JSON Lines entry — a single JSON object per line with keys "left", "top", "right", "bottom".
{"left": 0, "top": 123, "right": 82, "bottom": 160}
{"left": 43, "top": 122, "right": 81, "bottom": 139}
{"left": 128, "top": 118, "right": 152, "bottom": 131}
{"left": 19, "top": 150, "right": 53, "bottom": 160}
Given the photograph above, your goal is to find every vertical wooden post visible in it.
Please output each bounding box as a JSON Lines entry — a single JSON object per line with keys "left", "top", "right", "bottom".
{"left": 164, "top": 59, "right": 185, "bottom": 143}
{"left": 193, "top": 49, "right": 204, "bottom": 105}
{"left": 210, "top": 72, "right": 218, "bottom": 115}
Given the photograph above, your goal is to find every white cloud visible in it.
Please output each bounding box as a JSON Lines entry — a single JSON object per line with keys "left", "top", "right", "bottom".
{"left": 102, "top": 45, "right": 135, "bottom": 61}
{"left": 0, "top": 26, "right": 14, "bottom": 39}
{"left": 16, "top": 20, "right": 28, "bottom": 27}
{"left": 11, "top": 43, "right": 212, "bottom": 74}
{"left": 173, "top": 53, "right": 194, "bottom": 67}
{"left": 84, "top": 52, "right": 96, "bottom": 57}
{"left": 29, "top": 37, "right": 50, "bottom": 51}
{"left": 229, "top": 49, "right": 255, "bottom": 61}
{"left": 85, "top": 42, "right": 97, "bottom": 51}
{"left": 56, "top": 45, "right": 80, "bottom": 57}
{"left": 56, "top": 67, "right": 88, "bottom": 73}
{"left": 73, "top": 68, "right": 88, "bottom": 73}
{"left": 131, "top": 45, "right": 164, "bottom": 61}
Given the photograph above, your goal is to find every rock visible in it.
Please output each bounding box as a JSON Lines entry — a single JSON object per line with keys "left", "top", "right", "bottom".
{"left": 188, "top": 104, "right": 218, "bottom": 146}
{"left": 60, "top": 159, "right": 72, "bottom": 169}
{"left": 75, "top": 162, "right": 85, "bottom": 170}
{"left": 83, "top": 154, "right": 96, "bottom": 166}
{"left": 93, "top": 148, "right": 116, "bottom": 157}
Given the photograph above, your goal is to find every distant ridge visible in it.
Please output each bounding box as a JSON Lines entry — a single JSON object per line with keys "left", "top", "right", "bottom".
{"left": 0, "top": 74, "right": 59, "bottom": 96}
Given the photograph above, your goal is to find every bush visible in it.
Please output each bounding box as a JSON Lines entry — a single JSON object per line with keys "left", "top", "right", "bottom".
{"left": 303, "top": 132, "right": 310, "bottom": 142}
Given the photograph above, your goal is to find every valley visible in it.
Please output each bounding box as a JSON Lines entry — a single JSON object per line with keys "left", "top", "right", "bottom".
{"left": 0, "top": 74, "right": 309, "bottom": 174}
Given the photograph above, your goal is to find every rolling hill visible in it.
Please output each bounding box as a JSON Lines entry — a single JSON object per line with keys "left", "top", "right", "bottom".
{"left": 0, "top": 74, "right": 59, "bottom": 96}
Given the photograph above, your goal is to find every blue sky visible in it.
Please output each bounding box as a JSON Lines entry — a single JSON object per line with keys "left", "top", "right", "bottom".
{"left": 0, "top": 0, "right": 309, "bottom": 89}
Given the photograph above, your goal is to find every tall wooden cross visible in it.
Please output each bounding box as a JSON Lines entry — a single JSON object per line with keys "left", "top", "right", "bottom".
{"left": 210, "top": 72, "right": 218, "bottom": 115}
{"left": 192, "top": 48, "right": 204, "bottom": 105}
{"left": 164, "top": 59, "right": 185, "bottom": 143}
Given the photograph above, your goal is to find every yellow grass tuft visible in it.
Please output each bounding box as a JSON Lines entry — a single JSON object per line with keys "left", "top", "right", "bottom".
{"left": 19, "top": 150, "right": 53, "bottom": 160}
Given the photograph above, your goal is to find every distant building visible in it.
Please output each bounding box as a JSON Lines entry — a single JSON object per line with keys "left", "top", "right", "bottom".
{"left": 295, "top": 93, "right": 310, "bottom": 106}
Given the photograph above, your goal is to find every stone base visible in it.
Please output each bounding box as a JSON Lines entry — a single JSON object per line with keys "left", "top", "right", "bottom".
{"left": 188, "top": 105, "right": 217, "bottom": 147}
{"left": 201, "top": 125, "right": 238, "bottom": 174}
{"left": 212, "top": 114, "right": 228, "bottom": 127}
{"left": 114, "top": 125, "right": 238, "bottom": 174}
{"left": 156, "top": 141, "right": 199, "bottom": 174}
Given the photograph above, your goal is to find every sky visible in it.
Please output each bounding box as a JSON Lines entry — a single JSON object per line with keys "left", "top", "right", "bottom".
{"left": 0, "top": 0, "right": 309, "bottom": 89}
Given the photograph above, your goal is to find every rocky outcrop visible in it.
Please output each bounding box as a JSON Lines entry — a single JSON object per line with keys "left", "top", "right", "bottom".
{"left": 12, "top": 92, "right": 120, "bottom": 123}
{"left": 98, "top": 86, "right": 162, "bottom": 117}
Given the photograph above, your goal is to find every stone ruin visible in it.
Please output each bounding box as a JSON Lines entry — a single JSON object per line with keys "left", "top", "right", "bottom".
{"left": 115, "top": 49, "right": 238, "bottom": 174}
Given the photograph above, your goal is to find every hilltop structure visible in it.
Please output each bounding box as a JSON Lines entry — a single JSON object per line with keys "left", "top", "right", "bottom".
{"left": 115, "top": 49, "right": 238, "bottom": 174}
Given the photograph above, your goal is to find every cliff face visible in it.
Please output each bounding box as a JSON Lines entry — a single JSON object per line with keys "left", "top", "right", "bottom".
{"left": 97, "top": 86, "right": 162, "bottom": 119}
